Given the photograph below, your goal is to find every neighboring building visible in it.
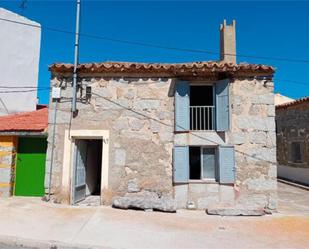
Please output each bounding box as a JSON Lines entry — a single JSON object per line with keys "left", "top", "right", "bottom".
{"left": 0, "top": 8, "right": 41, "bottom": 115}
{"left": 274, "top": 93, "right": 294, "bottom": 106}
{"left": 46, "top": 20, "right": 277, "bottom": 212}
{"left": 0, "top": 106, "right": 48, "bottom": 197}
{"left": 276, "top": 97, "right": 309, "bottom": 186}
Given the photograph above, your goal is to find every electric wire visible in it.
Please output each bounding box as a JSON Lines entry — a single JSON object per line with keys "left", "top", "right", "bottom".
{"left": 1, "top": 17, "right": 309, "bottom": 64}
{"left": 0, "top": 75, "right": 308, "bottom": 92}
{"left": 0, "top": 97, "right": 9, "bottom": 114}
{"left": 90, "top": 91, "right": 278, "bottom": 165}
{"left": 0, "top": 11, "right": 304, "bottom": 184}
{"left": 0, "top": 86, "right": 50, "bottom": 89}
{"left": 0, "top": 88, "right": 50, "bottom": 93}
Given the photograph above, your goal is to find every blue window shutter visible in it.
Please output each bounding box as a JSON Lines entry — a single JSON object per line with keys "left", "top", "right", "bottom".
{"left": 175, "top": 81, "right": 190, "bottom": 131}
{"left": 173, "top": 146, "right": 189, "bottom": 183}
{"left": 218, "top": 146, "right": 235, "bottom": 184}
{"left": 215, "top": 79, "right": 230, "bottom": 131}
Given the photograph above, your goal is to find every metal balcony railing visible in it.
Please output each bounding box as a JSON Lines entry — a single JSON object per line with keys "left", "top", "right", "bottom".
{"left": 190, "top": 106, "right": 215, "bottom": 130}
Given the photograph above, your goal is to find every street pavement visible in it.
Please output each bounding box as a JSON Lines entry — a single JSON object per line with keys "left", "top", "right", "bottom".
{"left": 0, "top": 182, "right": 308, "bottom": 249}
{"left": 0, "top": 243, "right": 35, "bottom": 249}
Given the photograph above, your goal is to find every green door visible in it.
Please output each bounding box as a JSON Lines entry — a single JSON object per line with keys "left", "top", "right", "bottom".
{"left": 14, "top": 137, "right": 47, "bottom": 196}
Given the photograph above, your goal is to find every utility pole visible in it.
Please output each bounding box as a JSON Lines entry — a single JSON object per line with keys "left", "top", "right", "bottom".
{"left": 72, "top": 0, "right": 81, "bottom": 114}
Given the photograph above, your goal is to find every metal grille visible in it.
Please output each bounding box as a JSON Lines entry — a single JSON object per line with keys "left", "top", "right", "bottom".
{"left": 190, "top": 106, "right": 215, "bottom": 130}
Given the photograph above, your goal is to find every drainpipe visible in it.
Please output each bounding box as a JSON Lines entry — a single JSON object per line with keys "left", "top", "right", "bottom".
{"left": 72, "top": 0, "right": 81, "bottom": 114}
{"left": 48, "top": 100, "right": 58, "bottom": 200}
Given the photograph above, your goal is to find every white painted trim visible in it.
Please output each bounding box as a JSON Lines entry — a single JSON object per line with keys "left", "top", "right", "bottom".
{"left": 61, "top": 129, "right": 109, "bottom": 205}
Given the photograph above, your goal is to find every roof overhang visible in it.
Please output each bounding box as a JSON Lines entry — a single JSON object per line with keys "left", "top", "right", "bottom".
{"left": 49, "top": 61, "right": 275, "bottom": 79}
{"left": 276, "top": 96, "right": 309, "bottom": 110}
{"left": 0, "top": 131, "right": 47, "bottom": 137}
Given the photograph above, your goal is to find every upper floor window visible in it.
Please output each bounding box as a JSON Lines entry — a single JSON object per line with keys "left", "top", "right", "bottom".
{"left": 190, "top": 85, "right": 214, "bottom": 130}
{"left": 175, "top": 80, "right": 230, "bottom": 132}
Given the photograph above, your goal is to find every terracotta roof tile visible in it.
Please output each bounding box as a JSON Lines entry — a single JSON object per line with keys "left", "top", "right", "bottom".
{"left": 276, "top": 96, "right": 309, "bottom": 110}
{"left": 49, "top": 61, "right": 274, "bottom": 77}
{"left": 0, "top": 107, "right": 48, "bottom": 132}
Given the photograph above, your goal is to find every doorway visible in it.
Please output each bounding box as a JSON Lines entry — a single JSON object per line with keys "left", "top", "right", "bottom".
{"left": 72, "top": 139, "right": 102, "bottom": 205}
{"left": 14, "top": 137, "right": 47, "bottom": 196}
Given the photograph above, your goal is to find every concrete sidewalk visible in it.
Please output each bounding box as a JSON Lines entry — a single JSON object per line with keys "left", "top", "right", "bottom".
{"left": 0, "top": 182, "right": 308, "bottom": 249}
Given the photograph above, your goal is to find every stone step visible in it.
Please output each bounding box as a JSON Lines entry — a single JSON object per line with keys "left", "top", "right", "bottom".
{"left": 206, "top": 206, "right": 265, "bottom": 216}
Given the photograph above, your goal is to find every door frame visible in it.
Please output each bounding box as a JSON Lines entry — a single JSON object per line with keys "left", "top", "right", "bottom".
{"left": 61, "top": 130, "right": 109, "bottom": 205}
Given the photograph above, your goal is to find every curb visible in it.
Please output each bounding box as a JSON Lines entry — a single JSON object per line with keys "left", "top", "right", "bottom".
{"left": 278, "top": 179, "right": 309, "bottom": 191}
{"left": 0, "top": 235, "right": 110, "bottom": 249}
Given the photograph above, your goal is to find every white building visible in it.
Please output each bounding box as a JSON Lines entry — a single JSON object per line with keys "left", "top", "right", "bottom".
{"left": 274, "top": 93, "right": 294, "bottom": 106}
{"left": 0, "top": 8, "right": 41, "bottom": 115}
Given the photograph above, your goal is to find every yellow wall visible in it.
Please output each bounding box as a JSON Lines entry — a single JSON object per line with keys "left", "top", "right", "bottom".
{"left": 0, "top": 136, "right": 17, "bottom": 197}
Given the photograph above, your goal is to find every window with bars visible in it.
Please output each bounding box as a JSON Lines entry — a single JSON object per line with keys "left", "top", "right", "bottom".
{"left": 190, "top": 86, "right": 215, "bottom": 131}
{"left": 174, "top": 80, "right": 230, "bottom": 132}
{"left": 290, "top": 142, "right": 304, "bottom": 163}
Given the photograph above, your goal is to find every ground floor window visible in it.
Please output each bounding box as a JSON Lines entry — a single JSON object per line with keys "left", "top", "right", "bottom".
{"left": 290, "top": 141, "right": 304, "bottom": 163}
{"left": 189, "top": 146, "right": 217, "bottom": 181}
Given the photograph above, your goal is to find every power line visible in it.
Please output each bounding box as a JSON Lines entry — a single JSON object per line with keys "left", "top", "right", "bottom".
{"left": 277, "top": 79, "right": 309, "bottom": 86}
{"left": 90, "top": 91, "right": 277, "bottom": 165}
{"left": 0, "top": 97, "right": 9, "bottom": 114}
{"left": 1, "top": 17, "right": 309, "bottom": 64}
{"left": 0, "top": 76, "right": 309, "bottom": 92}
{"left": 0, "top": 88, "right": 50, "bottom": 93}
{"left": 0, "top": 86, "right": 50, "bottom": 89}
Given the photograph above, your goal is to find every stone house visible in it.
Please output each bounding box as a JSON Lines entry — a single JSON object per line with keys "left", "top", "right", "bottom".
{"left": 46, "top": 20, "right": 277, "bottom": 211}
{"left": 276, "top": 97, "right": 309, "bottom": 186}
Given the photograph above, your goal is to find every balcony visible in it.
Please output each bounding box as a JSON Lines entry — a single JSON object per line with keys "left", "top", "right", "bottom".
{"left": 190, "top": 106, "right": 215, "bottom": 131}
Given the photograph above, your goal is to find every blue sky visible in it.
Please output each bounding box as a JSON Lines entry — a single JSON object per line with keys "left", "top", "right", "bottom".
{"left": 1, "top": 1, "right": 309, "bottom": 104}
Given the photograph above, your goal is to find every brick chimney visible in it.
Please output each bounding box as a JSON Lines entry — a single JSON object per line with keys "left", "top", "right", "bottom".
{"left": 220, "top": 19, "right": 236, "bottom": 63}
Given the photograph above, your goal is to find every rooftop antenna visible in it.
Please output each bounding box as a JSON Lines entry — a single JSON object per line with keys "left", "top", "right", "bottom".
{"left": 19, "top": 0, "right": 27, "bottom": 13}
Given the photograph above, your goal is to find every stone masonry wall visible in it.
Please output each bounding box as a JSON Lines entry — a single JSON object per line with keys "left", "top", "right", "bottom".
{"left": 46, "top": 75, "right": 277, "bottom": 210}
{"left": 228, "top": 79, "right": 277, "bottom": 209}
{"left": 0, "top": 136, "right": 17, "bottom": 197}
{"left": 46, "top": 76, "right": 175, "bottom": 204}
{"left": 276, "top": 101, "right": 309, "bottom": 167}
{"left": 174, "top": 79, "right": 277, "bottom": 210}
